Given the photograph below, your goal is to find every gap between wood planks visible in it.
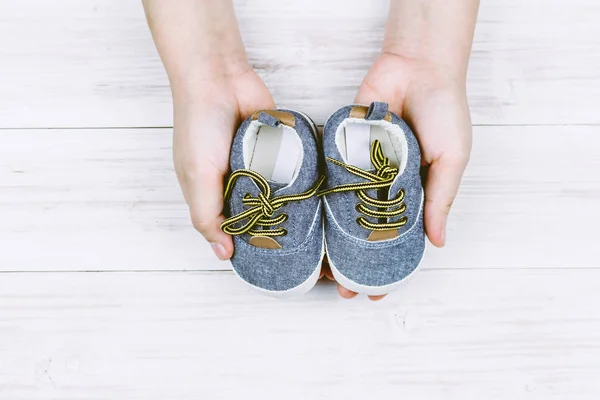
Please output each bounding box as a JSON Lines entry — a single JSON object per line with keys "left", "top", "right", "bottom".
{"left": 2, "top": 123, "right": 600, "bottom": 130}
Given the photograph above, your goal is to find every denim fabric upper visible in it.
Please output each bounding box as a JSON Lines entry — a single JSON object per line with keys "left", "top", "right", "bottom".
{"left": 226, "top": 110, "right": 323, "bottom": 292}
{"left": 322, "top": 103, "right": 425, "bottom": 288}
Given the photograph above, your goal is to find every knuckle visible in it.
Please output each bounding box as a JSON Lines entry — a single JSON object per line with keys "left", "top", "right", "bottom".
{"left": 459, "top": 151, "right": 471, "bottom": 166}
{"left": 175, "top": 162, "right": 201, "bottom": 184}
{"left": 190, "top": 211, "right": 212, "bottom": 233}
{"left": 447, "top": 151, "right": 470, "bottom": 168}
{"left": 425, "top": 195, "right": 455, "bottom": 214}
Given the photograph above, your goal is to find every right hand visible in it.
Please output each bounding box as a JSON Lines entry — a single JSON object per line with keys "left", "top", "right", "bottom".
{"left": 173, "top": 69, "right": 275, "bottom": 260}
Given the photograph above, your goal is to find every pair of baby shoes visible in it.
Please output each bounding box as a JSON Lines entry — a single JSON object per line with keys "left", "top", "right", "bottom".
{"left": 220, "top": 102, "right": 425, "bottom": 297}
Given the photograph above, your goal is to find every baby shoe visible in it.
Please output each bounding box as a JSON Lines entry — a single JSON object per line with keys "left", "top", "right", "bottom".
{"left": 320, "top": 102, "right": 425, "bottom": 296}
{"left": 221, "top": 109, "right": 325, "bottom": 297}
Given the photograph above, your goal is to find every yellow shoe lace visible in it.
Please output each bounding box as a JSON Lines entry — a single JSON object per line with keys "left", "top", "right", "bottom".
{"left": 221, "top": 169, "right": 325, "bottom": 237}
{"left": 318, "top": 140, "right": 408, "bottom": 231}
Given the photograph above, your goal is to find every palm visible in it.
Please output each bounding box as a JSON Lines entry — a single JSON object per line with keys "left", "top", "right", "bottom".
{"left": 356, "top": 53, "right": 472, "bottom": 245}
{"left": 173, "top": 70, "right": 275, "bottom": 259}
{"left": 356, "top": 53, "right": 471, "bottom": 170}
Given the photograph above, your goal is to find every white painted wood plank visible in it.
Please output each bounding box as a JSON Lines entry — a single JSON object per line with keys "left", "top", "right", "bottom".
{"left": 1, "top": 270, "right": 599, "bottom": 399}
{"left": 0, "top": 128, "right": 225, "bottom": 271}
{"left": 1, "top": 126, "right": 599, "bottom": 271}
{"left": 0, "top": 0, "right": 599, "bottom": 128}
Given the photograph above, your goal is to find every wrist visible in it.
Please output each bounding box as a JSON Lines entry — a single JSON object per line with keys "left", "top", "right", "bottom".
{"left": 382, "top": 0, "right": 478, "bottom": 85}
{"left": 169, "top": 52, "right": 251, "bottom": 104}
{"left": 145, "top": 0, "right": 251, "bottom": 102}
{"left": 381, "top": 41, "right": 468, "bottom": 85}
{"left": 376, "top": 49, "right": 468, "bottom": 93}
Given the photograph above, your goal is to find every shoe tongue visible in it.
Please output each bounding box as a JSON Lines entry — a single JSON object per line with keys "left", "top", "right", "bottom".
{"left": 388, "top": 174, "right": 404, "bottom": 199}
{"left": 345, "top": 124, "right": 373, "bottom": 170}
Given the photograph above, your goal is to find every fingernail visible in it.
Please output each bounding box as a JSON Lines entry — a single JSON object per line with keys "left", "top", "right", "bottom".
{"left": 441, "top": 228, "right": 447, "bottom": 246}
{"left": 211, "top": 242, "right": 227, "bottom": 260}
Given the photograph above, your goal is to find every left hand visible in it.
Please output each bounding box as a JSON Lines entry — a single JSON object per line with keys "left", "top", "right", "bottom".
{"left": 325, "top": 52, "right": 473, "bottom": 300}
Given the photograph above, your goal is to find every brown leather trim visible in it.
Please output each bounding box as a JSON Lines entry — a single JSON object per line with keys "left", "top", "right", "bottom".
{"left": 349, "top": 105, "right": 368, "bottom": 119}
{"left": 367, "top": 229, "right": 399, "bottom": 242}
{"left": 249, "top": 236, "right": 283, "bottom": 249}
{"left": 251, "top": 110, "right": 296, "bottom": 128}
{"left": 349, "top": 106, "right": 392, "bottom": 122}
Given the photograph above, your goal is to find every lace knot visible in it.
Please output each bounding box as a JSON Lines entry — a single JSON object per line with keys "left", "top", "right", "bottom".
{"left": 221, "top": 170, "right": 325, "bottom": 237}
{"left": 376, "top": 165, "right": 398, "bottom": 180}
{"left": 257, "top": 193, "right": 276, "bottom": 217}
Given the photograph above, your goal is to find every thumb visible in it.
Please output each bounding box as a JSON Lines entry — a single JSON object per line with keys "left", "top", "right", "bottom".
{"left": 354, "top": 85, "right": 377, "bottom": 106}
{"left": 424, "top": 154, "right": 468, "bottom": 247}
{"left": 181, "top": 170, "right": 234, "bottom": 261}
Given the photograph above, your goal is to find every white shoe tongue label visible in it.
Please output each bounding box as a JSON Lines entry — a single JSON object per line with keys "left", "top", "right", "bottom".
{"left": 271, "top": 127, "right": 300, "bottom": 183}
{"left": 345, "top": 124, "right": 372, "bottom": 170}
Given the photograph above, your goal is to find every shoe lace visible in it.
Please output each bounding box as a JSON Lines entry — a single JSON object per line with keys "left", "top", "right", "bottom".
{"left": 221, "top": 169, "right": 325, "bottom": 237}
{"left": 318, "top": 140, "right": 407, "bottom": 231}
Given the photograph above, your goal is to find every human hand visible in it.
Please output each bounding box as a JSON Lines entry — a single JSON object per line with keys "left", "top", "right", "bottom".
{"left": 173, "top": 70, "right": 275, "bottom": 260}
{"left": 329, "top": 52, "right": 472, "bottom": 300}
{"left": 142, "top": 0, "right": 274, "bottom": 261}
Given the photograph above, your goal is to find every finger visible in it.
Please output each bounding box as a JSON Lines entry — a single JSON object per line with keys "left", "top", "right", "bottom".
{"left": 321, "top": 256, "right": 335, "bottom": 281}
{"left": 324, "top": 267, "right": 335, "bottom": 282}
{"left": 319, "top": 258, "right": 327, "bottom": 279}
{"left": 368, "top": 295, "right": 387, "bottom": 301}
{"left": 354, "top": 83, "right": 379, "bottom": 107}
{"left": 181, "top": 170, "right": 234, "bottom": 261}
{"left": 353, "top": 62, "right": 405, "bottom": 114}
{"left": 424, "top": 155, "right": 468, "bottom": 247}
{"left": 337, "top": 284, "right": 358, "bottom": 299}
{"left": 190, "top": 208, "right": 234, "bottom": 261}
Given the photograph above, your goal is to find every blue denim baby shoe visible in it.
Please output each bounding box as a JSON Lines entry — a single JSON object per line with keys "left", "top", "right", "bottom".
{"left": 221, "top": 109, "right": 325, "bottom": 297}
{"left": 320, "top": 102, "right": 425, "bottom": 296}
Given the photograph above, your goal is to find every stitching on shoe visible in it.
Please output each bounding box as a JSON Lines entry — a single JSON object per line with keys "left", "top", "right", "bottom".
{"left": 234, "top": 201, "right": 323, "bottom": 256}
{"left": 324, "top": 193, "right": 424, "bottom": 249}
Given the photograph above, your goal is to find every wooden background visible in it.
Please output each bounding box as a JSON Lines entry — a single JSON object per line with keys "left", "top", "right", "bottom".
{"left": 1, "top": 0, "right": 599, "bottom": 398}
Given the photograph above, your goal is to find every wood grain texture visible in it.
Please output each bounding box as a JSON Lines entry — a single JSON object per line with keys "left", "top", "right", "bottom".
{"left": 1, "top": 270, "right": 599, "bottom": 399}
{"left": 0, "top": 0, "right": 599, "bottom": 128}
{"left": 2, "top": 1, "right": 600, "bottom": 397}
{"left": 1, "top": 126, "right": 599, "bottom": 271}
